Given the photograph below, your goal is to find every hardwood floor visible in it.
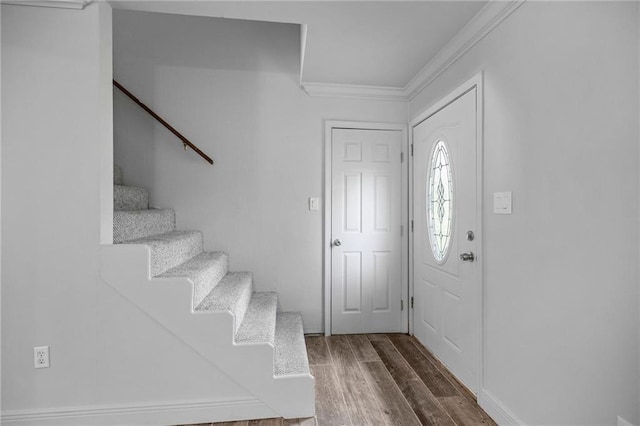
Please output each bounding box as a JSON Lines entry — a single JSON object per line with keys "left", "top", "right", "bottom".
{"left": 183, "top": 334, "right": 495, "bottom": 426}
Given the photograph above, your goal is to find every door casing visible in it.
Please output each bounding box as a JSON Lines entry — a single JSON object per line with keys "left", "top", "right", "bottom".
{"left": 409, "top": 72, "right": 484, "bottom": 395}
{"left": 324, "top": 120, "right": 409, "bottom": 336}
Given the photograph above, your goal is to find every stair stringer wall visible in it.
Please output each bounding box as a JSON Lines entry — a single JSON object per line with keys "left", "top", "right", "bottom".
{"left": 99, "top": 244, "right": 315, "bottom": 419}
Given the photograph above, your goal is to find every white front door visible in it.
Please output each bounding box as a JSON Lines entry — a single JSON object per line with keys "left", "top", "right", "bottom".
{"left": 331, "top": 128, "right": 403, "bottom": 334}
{"left": 412, "top": 88, "right": 480, "bottom": 393}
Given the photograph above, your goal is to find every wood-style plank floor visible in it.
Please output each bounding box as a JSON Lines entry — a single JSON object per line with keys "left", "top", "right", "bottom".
{"left": 183, "top": 334, "right": 495, "bottom": 426}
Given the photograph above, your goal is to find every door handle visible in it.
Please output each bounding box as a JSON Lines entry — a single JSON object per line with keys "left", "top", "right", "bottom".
{"left": 460, "top": 252, "right": 475, "bottom": 262}
{"left": 333, "top": 239, "right": 342, "bottom": 247}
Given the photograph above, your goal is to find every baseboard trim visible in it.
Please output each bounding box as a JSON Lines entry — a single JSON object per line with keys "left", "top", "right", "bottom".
{"left": 479, "top": 389, "right": 525, "bottom": 426}
{"left": 1, "top": 396, "right": 276, "bottom": 425}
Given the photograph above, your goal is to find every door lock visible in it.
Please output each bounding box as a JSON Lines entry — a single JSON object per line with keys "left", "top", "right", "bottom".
{"left": 333, "top": 239, "right": 342, "bottom": 247}
{"left": 460, "top": 252, "right": 475, "bottom": 262}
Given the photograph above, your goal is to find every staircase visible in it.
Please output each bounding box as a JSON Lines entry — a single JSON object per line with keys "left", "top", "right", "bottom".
{"left": 100, "top": 165, "right": 315, "bottom": 421}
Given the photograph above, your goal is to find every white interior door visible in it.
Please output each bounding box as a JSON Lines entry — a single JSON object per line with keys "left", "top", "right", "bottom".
{"left": 331, "top": 128, "right": 403, "bottom": 334}
{"left": 412, "top": 88, "right": 480, "bottom": 393}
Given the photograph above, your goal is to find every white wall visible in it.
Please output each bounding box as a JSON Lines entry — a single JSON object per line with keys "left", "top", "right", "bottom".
{"left": 409, "top": 2, "right": 639, "bottom": 424}
{"left": 2, "top": 3, "right": 104, "bottom": 410}
{"left": 1, "top": 4, "right": 251, "bottom": 420}
{"left": 113, "top": 10, "right": 407, "bottom": 333}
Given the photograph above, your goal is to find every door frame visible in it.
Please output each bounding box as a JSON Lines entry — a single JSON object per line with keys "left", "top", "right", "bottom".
{"left": 408, "top": 72, "right": 484, "bottom": 394}
{"left": 324, "top": 120, "right": 409, "bottom": 336}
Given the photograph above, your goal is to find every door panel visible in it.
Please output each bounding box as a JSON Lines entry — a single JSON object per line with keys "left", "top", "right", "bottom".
{"left": 332, "top": 128, "right": 402, "bottom": 334}
{"left": 412, "top": 89, "right": 480, "bottom": 394}
{"left": 372, "top": 251, "right": 390, "bottom": 311}
{"left": 373, "top": 175, "right": 390, "bottom": 231}
{"left": 343, "top": 173, "right": 362, "bottom": 232}
{"left": 343, "top": 252, "right": 362, "bottom": 312}
{"left": 422, "top": 279, "right": 439, "bottom": 331}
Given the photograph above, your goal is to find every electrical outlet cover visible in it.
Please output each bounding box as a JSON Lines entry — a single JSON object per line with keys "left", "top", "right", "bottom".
{"left": 34, "top": 346, "right": 50, "bottom": 369}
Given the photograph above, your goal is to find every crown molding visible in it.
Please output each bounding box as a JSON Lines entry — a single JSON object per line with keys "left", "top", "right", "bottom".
{"left": 301, "top": 82, "right": 407, "bottom": 102}
{"left": 1, "top": 0, "right": 91, "bottom": 9}
{"left": 404, "top": 0, "right": 525, "bottom": 100}
{"left": 301, "top": 0, "right": 525, "bottom": 101}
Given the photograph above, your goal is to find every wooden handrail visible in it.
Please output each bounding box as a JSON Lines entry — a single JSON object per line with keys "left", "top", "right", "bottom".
{"left": 113, "top": 80, "right": 214, "bottom": 165}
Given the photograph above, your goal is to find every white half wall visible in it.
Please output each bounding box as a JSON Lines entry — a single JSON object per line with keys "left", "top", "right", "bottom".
{"left": 112, "top": 10, "right": 407, "bottom": 333}
{"left": 1, "top": 4, "right": 254, "bottom": 422}
{"left": 2, "top": 3, "right": 106, "bottom": 411}
{"left": 409, "top": 2, "right": 639, "bottom": 424}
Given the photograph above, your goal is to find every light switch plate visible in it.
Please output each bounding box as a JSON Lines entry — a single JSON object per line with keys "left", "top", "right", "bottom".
{"left": 309, "top": 197, "right": 320, "bottom": 211}
{"left": 493, "top": 192, "right": 512, "bottom": 214}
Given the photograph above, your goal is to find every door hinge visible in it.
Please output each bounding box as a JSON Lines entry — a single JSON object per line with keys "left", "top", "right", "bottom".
{"left": 401, "top": 152, "right": 404, "bottom": 163}
{"left": 411, "top": 144, "right": 414, "bottom": 156}
{"left": 401, "top": 300, "right": 404, "bottom": 311}
{"left": 411, "top": 220, "right": 414, "bottom": 232}
{"left": 411, "top": 296, "right": 414, "bottom": 309}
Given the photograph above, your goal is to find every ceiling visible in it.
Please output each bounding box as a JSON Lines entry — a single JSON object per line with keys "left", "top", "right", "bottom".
{"left": 109, "top": 1, "right": 488, "bottom": 90}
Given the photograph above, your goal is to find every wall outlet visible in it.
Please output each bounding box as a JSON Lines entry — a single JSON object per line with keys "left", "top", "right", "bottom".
{"left": 34, "top": 346, "right": 50, "bottom": 369}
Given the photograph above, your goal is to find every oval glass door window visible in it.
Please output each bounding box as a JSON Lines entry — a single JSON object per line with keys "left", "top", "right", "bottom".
{"left": 427, "top": 140, "right": 454, "bottom": 263}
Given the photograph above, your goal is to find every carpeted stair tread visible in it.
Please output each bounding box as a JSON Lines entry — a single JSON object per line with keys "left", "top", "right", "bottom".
{"left": 235, "top": 292, "right": 278, "bottom": 345}
{"left": 274, "top": 312, "right": 310, "bottom": 376}
{"left": 114, "top": 208, "right": 176, "bottom": 243}
{"left": 114, "top": 184, "right": 149, "bottom": 211}
{"left": 159, "top": 251, "right": 228, "bottom": 307}
{"left": 196, "top": 272, "right": 253, "bottom": 333}
{"left": 114, "top": 165, "right": 123, "bottom": 185}
{"left": 124, "top": 230, "right": 203, "bottom": 277}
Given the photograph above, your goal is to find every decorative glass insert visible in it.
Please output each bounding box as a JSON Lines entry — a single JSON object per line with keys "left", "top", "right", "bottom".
{"left": 427, "top": 140, "right": 454, "bottom": 263}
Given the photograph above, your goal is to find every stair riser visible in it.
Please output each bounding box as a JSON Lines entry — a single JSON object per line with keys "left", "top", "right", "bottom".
{"left": 195, "top": 272, "right": 254, "bottom": 335}
{"left": 232, "top": 282, "right": 254, "bottom": 334}
{"left": 148, "top": 232, "right": 204, "bottom": 276}
{"left": 114, "top": 209, "right": 176, "bottom": 243}
{"left": 235, "top": 292, "right": 278, "bottom": 345}
{"left": 191, "top": 255, "right": 229, "bottom": 307}
{"left": 114, "top": 185, "right": 149, "bottom": 211}
{"left": 159, "top": 252, "right": 229, "bottom": 308}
